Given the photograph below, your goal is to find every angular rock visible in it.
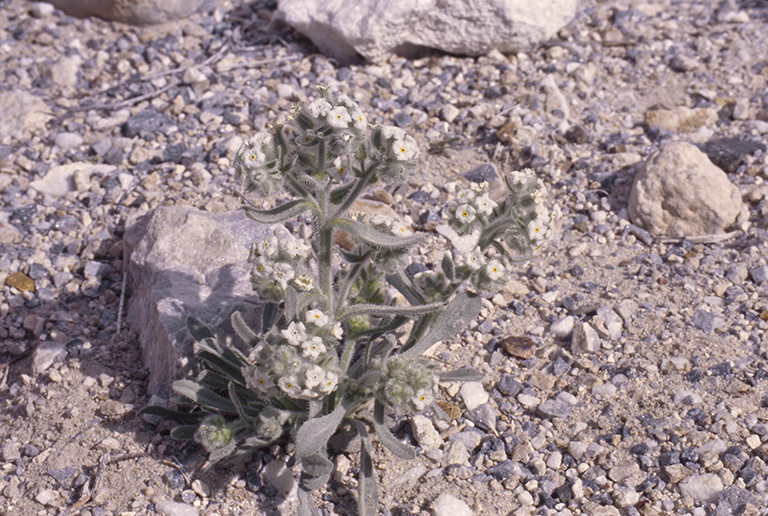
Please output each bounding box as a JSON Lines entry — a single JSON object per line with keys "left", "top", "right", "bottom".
{"left": 549, "top": 315, "right": 574, "bottom": 339}
{"left": 46, "top": 0, "right": 205, "bottom": 25}
{"left": 538, "top": 398, "right": 572, "bottom": 419}
{"left": 702, "top": 138, "right": 766, "bottom": 174}
{"left": 629, "top": 141, "right": 742, "bottom": 237}
{"left": 30, "top": 163, "right": 116, "bottom": 197}
{"left": 459, "top": 381, "right": 489, "bottom": 411}
{"left": 432, "top": 493, "right": 473, "bottom": 516}
{"left": 571, "top": 322, "right": 600, "bottom": 354}
{"left": 410, "top": 415, "right": 443, "bottom": 451}
{"left": 125, "top": 206, "right": 289, "bottom": 395}
{"left": 678, "top": 473, "right": 724, "bottom": 503}
{"left": 154, "top": 500, "right": 200, "bottom": 516}
{"left": 644, "top": 107, "right": 718, "bottom": 133}
{"left": 32, "top": 342, "right": 67, "bottom": 374}
{"left": 596, "top": 306, "right": 623, "bottom": 341}
{"left": 274, "top": 0, "right": 577, "bottom": 63}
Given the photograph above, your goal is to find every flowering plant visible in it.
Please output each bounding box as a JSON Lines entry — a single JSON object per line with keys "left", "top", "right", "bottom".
{"left": 140, "top": 87, "right": 555, "bottom": 515}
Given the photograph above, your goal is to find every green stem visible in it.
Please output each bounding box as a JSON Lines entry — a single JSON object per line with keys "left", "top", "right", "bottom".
{"left": 334, "top": 250, "right": 373, "bottom": 318}
{"left": 339, "top": 337, "right": 358, "bottom": 374}
{"left": 332, "top": 162, "right": 378, "bottom": 220}
{"left": 317, "top": 184, "right": 334, "bottom": 316}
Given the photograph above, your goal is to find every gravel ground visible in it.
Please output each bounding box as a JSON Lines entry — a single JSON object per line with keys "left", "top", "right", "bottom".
{"left": 2, "top": 0, "right": 768, "bottom": 515}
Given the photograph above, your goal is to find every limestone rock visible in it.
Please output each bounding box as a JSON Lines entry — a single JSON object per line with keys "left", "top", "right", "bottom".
{"left": 0, "top": 90, "right": 52, "bottom": 141}
{"left": 628, "top": 141, "right": 742, "bottom": 237}
{"left": 30, "top": 163, "right": 117, "bottom": 197}
{"left": 124, "top": 206, "right": 289, "bottom": 395}
{"left": 44, "top": 0, "right": 205, "bottom": 25}
{"left": 273, "top": 0, "right": 578, "bottom": 63}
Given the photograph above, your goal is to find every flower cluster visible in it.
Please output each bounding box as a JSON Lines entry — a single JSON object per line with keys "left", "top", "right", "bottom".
{"left": 243, "top": 310, "right": 343, "bottom": 401}
{"left": 501, "top": 169, "right": 557, "bottom": 253}
{"left": 249, "top": 230, "right": 313, "bottom": 301}
{"left": 235, "top": 132, "right": 284, "bottom": 197}
{"left": 449, "top": 181, "right": 499, "bottom": 233}
{"left": 377, "top": 356, "right": 437, "bottom": 413}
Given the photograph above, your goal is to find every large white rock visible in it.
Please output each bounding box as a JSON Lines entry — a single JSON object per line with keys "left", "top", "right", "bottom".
{"left": 44, "top": 0, "right": 205, "bottom": 25}
{"left": 0, "top": 90, "right": 52, "bottom": 142}
{"left": 273, "top": 0, "right": 578, "bottom": 63}
{"left": 629, "top": 141, "right": 742, "bottom": 237}
{"left": 124, "top": 206, "right": 289, "bottom": 395}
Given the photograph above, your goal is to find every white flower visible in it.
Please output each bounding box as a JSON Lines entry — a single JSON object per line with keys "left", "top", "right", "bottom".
{"left": 411, "top": 388, "right": 433, "bottom": 410}
{"left": 336, "top": 93, "right": 357, "bottom": 108}
{"left": 294, "top": 275, "right": 314, "bottom": 292}
{"left": 455, "top": 188, "right": 475, "bottom": 203}
{"left": 318, "top": 371, "right": 338, "bottom": 394}
{"left": 485, "top": 259, "right": 505, "bottom": 281}
{"left": 349, "top": 107, "right": 367, "bottom": 130}
{"left": 281, "top": 321, "right": 307, "bottom": 346}
{"left": 301, "top": 336, "right": 326, "bottom": 360}
{"left": 390, "top": 221, "right": 412, "bottom": 236}
{"left": 327, "top": 106, "right": 352, "bottom": 128}
{"left": 392, "top": 135, "right": 419, "bottom": 161}
{"left": 331, "top": 322, "right": 343, "bottom": 340}
{"left": 242, "top": 148, "right": 266, "bottom": 170}
{"left": 464, "top": 246, "right": 486, "bottom": 271}
{"left": 300, "top": 389, "right": 319, "bottom": 399}
{"left": 455, "top": 204, "right": 477, "bottom": 225}
{"left": 258, "top": 235, "right": 279, "bottom": 258}
{"left": 332, "top": 156, "right": 347, "bottom": 178}
{"left": 306, "top": 309, "right": 329, "bottom": 327}
{"left": 475, "top": 194, "right": 497, "bottom": 216}
{"left": 253, "top": 256, "right": 274, "bottom": 277}
{"left": 304, "top": 365, "right": 325, "bottom": 389}
{"left": 281, "top": 236, "right": 311, "bottom": 259}
{"left": 306, "top": 99, "right": 332, "bottom": 119}
{"left": 245, "top": 367, "right": 275, "bottom": 393}
{"left": 278, "top": 376, "right": 301, "bottom": 397}
{"left": 527, "top": 219, "right": 546, "bottom": 243}
{"left": 272, "top": 262, "right": 295, "bottom": 289}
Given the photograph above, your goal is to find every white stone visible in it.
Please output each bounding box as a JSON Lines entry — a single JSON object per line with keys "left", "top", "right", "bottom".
{"left": 411, "top": 415, "right": 443, "bottom": 452}
{"left": 30, "top": 163, "right": 116, "bottom": 197}
{"left": 32, "top": 342, "right": 67, "bottom": 375}
{"left": 432, "top": 493, "right": 473, "bottom": 516}
{"left": 30, "top": 2, "right": 55, "bottom": 17}
{"left": 591, "top": 383, "right": 617, "bottom": 398}
{"left": 54, "top": 132, "right": 84, "bottom": 151}
{"left": 154, "top": 500, "right": 200, "bottom": 516}
{"left": 459, "top": 381, "right": 489, "bottom": 411}
{"left": 596, "top": 306, "right": 623, "bottom": 341}
{"left": 264, "top": 460, "right": 297, "bottom": 497}
{"left": 442, "top": 104, "right": 460, "bottom": 123}
{"left": 568, "top": 441, "right": 588, "bottom": 460}
{"left": 0, "top": 90, "right": 52, "bottom": 140}
{"left": 46, "top": 0, "right": 205, "bottom": 24}
{"left": 571, "top": 322, "right": 601, "bottom": 354}
{"left": 274, "top": 0, "right": 577, "bottom": 63}
{"left": 549, "top": 315, "right": 574, "bottom": 339}
{"left": 678, "top": 473, "right": 724, "bottom": 503}
{"left": 629, "top": 141, "right": 742, "bottom": 237}
{"left": 443, "top": 440, "right": 469, "bottom": 466}
{"left": 50, "top": 56, "right": 81, "bottom": 88}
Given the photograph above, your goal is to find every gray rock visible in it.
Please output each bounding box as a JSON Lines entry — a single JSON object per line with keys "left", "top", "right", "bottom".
{"left": 29, "top": 162, "right": 116, "bottom": 197}
{"left": 692, "top": 309, "right": 722, "bottom": 333}
{"left": 91, "top": 138, "right": 113, "bottom": 156}
{"left": 749, "top": 265, "right": 768, "bottom": 285}
{"left": 0, "top": 90, "right": 52, "bottom": 140}
{"left": 46, "top": 0, "right": 205, "bottom": 25}
{"left": 410, "top": 415, "right": 443, "bottom": 451}
{"left": 49, "top": 56, "right": 81, "bottom": 88}
{"left": 54, "top": 132, "right": 84, "bottom": 151}
{"left": 123, "top": 107, "right": 175, "bottom": 138}
{"left": 1, "top": 440, "right": 21, "bottom": 461}
{"left": 124, "top": 206, "right": 288, "bottom": 395}
{"left": 571, "top": 322, "right": 600, "bottom": 354}
{"left": 449, "top": 430, "right": 482, "bottom": 451}
{"left": 538, "top": 398, "right": 572, "bottom": 419}
{"left": 432, "top": 493, "right": 473, "bottom": 516}
{"left": 154, "top": 500, "right": 200, "bottom": 516}
{"left": 30, "top": 2, "right": 56, "bottom": 17}
{"left": 274, "top": 0, "right": 577, "bottom": 63}
{"left": 678, "top": 473, "right": 724, "bottom": 503}
{"left": 463, "top": 163, "right": 498, "bottom": 184}
{"left": 549, "top": 315, "right": 574, "bottom": 339}
{"left": 596, "top": 306, "right": 623, "bottom": 341}
{"left": 628, "top": 141, "right": 742, "bottom": 237}
{"left": 32, "top": 342, "right": 68, "bottom": 375}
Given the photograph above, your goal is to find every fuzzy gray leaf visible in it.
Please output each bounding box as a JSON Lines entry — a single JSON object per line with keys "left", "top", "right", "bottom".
{"left": 187, "top": 316, "right": 214, "bottom": 342}
{"left": 231, "top": 311, "right": 260, "bottom": 347}
{"left": 437, "top": 367, "right": 484, "bottom": 382}
{"left": 400, "top": 291, "right": 482, "bottom": 359}
{"left": 173, "top": 380, "right": 237, "bottom": 414}
{"left": 298, "top": 488, "right": 322, "bottom": 516}
{"left": 352, "top": 419, "right": 379, "bottom": 516}
{"left": 331, "top": 218, "right": 425, "bottom": 249}
{"left": 243, "top": 200, "right": 311, "bottom": 224}
{"left": 373, "top": 400, "right": 415, "bottom": 460}
{"left": 295, "top": 401, "right": 347, "bottom": 457}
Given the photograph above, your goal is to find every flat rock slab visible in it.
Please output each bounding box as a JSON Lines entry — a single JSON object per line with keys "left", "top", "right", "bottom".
{"left": 273, "top": 0, "right": 577, "bottom": 63}
{"left": 46, "top": 0, "right": 205, "bottom": 25}
{"left": 124, "top": 205, "right": 288, "bottom": 395}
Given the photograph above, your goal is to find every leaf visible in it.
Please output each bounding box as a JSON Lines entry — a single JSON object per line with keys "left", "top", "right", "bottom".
{"left": 300, "top": 454, "right": 334, "bottom": 491}
{"left": 243, "top": 200, "right": 311, "bottom": 224}
{"left": 441, "top": 253, "right": 455, "bottom": 282}
{"left": 437, "top": 367, "right": 484, "bottom": 382}
{"left": 298, "top": 488, "right": 322, "bottom": 516}
{"left": 187, "top": 316, "right": 214, "bottom": 342}
{"left": 340, "top": 300, "right": 444, "bottom": 320}
{"left": 352, "top": 419, "right": 379, "bottom": 516}
{"left": 136, "top": 405, "right": 205, "bottom": 423}
{"left": 385, "top": 273, "right": 423, "bottom": 306}
{"left": 295, "top": 401, "right": 347, "bottom": 457}
{"left": 400, "top": 291, "right": 482, "bottom": 360}
{"left": 262, "top": 302, "right": 279, "bottom": 334}
{"left": 170, "top": 425, "right": 198, "bottom": 440}
{"left": 228, "top": 382, "right": 255, "bottom": 425}
{"left": 373, "top": 400, "right": 415, "bottom": 460}
{"left": 331, "top": 218, "right": 425, "bottom": 249}
{"left": 173, "top": 380, "right": 237, "bottom": 414}
{"left": 285, "top": 286, "right": 298, "bottom": 322}
{"left": 231, "top": 311, "right": 260, "bottom": 347}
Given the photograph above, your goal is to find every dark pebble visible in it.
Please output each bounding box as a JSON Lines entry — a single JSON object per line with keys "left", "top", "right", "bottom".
{"left": 692, "top": 309, "right": 720, "bottom": 333}
{"left": 702, "top": 138, "right": 766, "bottom": 173}
{"left": 123, "top": 107, "right": 175, "bottom": 138}
{"left": 497, "top": 374, "right": 523, "bottom": 397}
{"left": 686, "top": 407, "right": 709, "bottom": 425}
{"left": 164, "top": 469, "right": 185, "bottom": 490}
{"left": 631, "top": 443, "right": 649, "bottom": 455}
{"left": 409, "top": 190, "right": 433, "bottom": 204}
{"left": 686, "top": 369, "right": 703, "bottom": 383}
{"left": 749, "top": 265, "right": 768, "bottom": 285}
{"left": 711, "top": 361, "right": 732, "bottom": 377}
{"left": 564, "top": 124, "right": 588, "bottom": 144}
{"left": 538, "top": 398, "right": 572, "bottom": 419}
{"left": 463, "top": 163, "right": 498, "bottom": 183}
{"left": 394, "top": 112, "right": 413, "bottom": 128}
